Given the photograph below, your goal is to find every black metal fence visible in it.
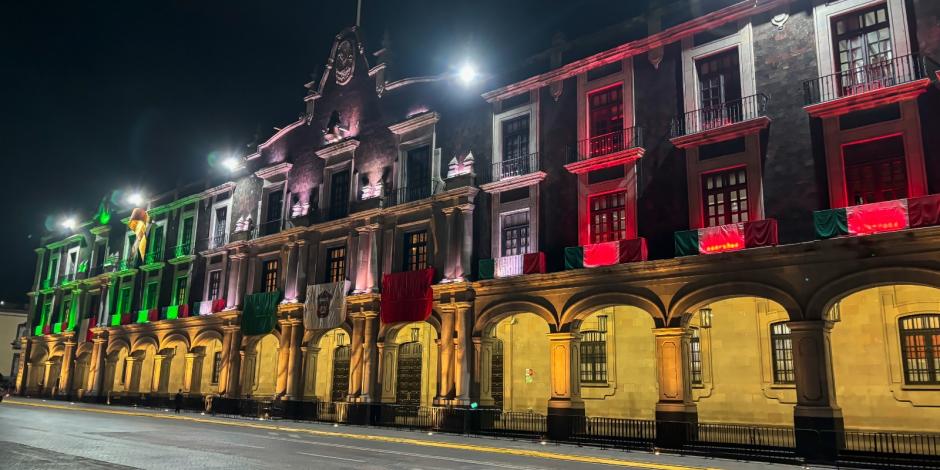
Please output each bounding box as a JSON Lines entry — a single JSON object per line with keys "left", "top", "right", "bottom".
{"left": 803, "top": 54, "right": 927, "bottom": 105}
{"left": 670, "top": 93, "right": 768, "bottom": 138}
{"left": 486, "top": 153, "right": 539, "bottom": 183}
{"left": 570, "top": 416, "right": 655, "bottom": 450}
{"left": 567, "top": 127, "right": 644, "bottom": 163}
{"left": 477, "top": 409, "right": 546, "bottom": 439}
{"left": 383, "top": 182, "right": 439, "bottom": 207}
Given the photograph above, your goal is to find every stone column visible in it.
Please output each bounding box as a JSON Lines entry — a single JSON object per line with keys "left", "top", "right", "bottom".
{"left": 475, "top": 337, "right": 495, "bottom": 407}
{"left": 125, "top": 356, "right": 141, "bottom": 393}
{"left": 359, "top": 312, "right": 379, "bottom": 401}
{"left": 184, "top": 352, "right": 204, "bottom": 394}
{"left": 546, "top": 332, "right": 584, "bottom": 440}
{"left": 437, "top": 307, "right": 456, "bottom": 402}
{"left": 789, "top": 320, "right": 844, "bottom": 461}
{"left": 354, "top": 225, "right": 379, "bottom": 293}
{"left": 97, "top": 282, "right": 111, "bottom": 327}
{"left": 14, "top": 337, "right": 31, "bottom": 395}
{"left": 653, "top": 327, "right": 697, "bottom": 448}
{"left": 453, "top": 303, "right": 472, "bottom": 404}
{"left": 58, "top": 339, "right": 77, "bottom": 397}
{"left": 152, "top": 352, "right": 169, "bottom": 394}
{"left": 283, "top": 242, "right": 299, "bottom": 302}
{"left": 286, "top": 319, "right": 304, "bottom": 400}
{"left": 347, "top": 315, "right": 365, "bottom": 399}
{"left": 226, "top": 254, "right": 245, "bottom": 310}
{"left": 456, "top": 204, "right": 474, "bottom": 281}
{"left": 220, "top": 326, "right": 242, "bottom": 397}
{"left": 295, "top": 240, "right": 309, "bottom": 302}
{"left": 276, "top": 320, "right": 292, "bottom": 396}
{"left": 88, "top": 330, "right": 109, "bottom": 396}
{"left": 441, "top": 208, "right": 457, "bottom": 280}
{"left": 301, "top": 346, "right": 316, "bottom": 399}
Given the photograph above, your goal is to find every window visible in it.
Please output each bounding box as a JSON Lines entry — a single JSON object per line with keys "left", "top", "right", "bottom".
{"left": 899, "top": 314, "right": 940, "bottom": 385}
{"left": 146, "top": 224, "right": 164, "bottom": 264}
{"left": 588, "top": 85, "right": 624, "bottom": 156}
{"left": 47, "top": 256, "right": 59, "bottom": 283}
{"left": 697, "top": 48, "right": 742, "bottom": 110}
{"left": 60, "top": 298, "right": 72, "bottom": 325}
{"left": 174, "top": 276, "right": 188, "bottom": 306}
{"left": 178, "top": 215, "right": 194, "bottom": 256}
{"left": 212, "top": 206, "right": 228, "bottom": 247}
{"left": 770, "top": 322, "right": 795, "bottom": 384}
{"left": 589, "top": 191, "right": 627, "bottom": 243}
{"left": 331, "top": 344, "right": 351, "bottom": 402}
{"left": 211, "top": 351, "right": 222, "bottom": 385}
{"left": 580, "top": 329, "right": 608, "bottom": 384}
{"left": 118, "top": 285, "right": 132, "bottom": 314}
{"left": 501, "top": 211, "right": 530, "bottom": 256}
{"left": 833, "top": 4, "right": 893, "bottom": 93}
{"left": 843, "top": 135, "right": 907, "bottom": 205}
{"left": 326, "top": 246, "right": 346, "bottom": 283}
{"left": 405, "top": 146, "right": 432, "bottom": 196}
{"left": 329, "top": 170, "right": 351, "bottom": 219}
{"left": 403, "top": 231, "right": 428, "bottom": 271}
{"left": 501, "top": 115, "right": 530, "bottom": 176}
{"left": 702, "top": 167, "right": 749, "bottom": 227}
{"left": 261, "top": 259, "right": 279, "bottom": 293}
{"left": 120, "top": 358, "right": 127, "bottom": 385}
{"left": 207, "top": 270, "right": 222, "bottom": 301}
{"left": 690, "top": 328, "right": 703, "bottom": 385}
{"left": 143, "top": 281, "right": 159, "bottom": 310}
{"left": 262, "top": 188, "right": 284, "bottom": 236}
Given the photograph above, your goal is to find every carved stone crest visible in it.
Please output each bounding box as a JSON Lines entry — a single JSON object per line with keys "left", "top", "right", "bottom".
{"left": 335, "top": 39, "right": 355, "bottom": 85}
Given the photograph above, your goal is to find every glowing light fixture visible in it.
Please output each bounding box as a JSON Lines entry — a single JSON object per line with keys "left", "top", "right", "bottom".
{"left": 457, "top": 62, "right": 478, "bottom": 85}
{"left": 61, "top": 217, "right": 77, "bottom": 230}
{"left": 699, "top": 306, "right": 713, "bottom": 329}
{"left": 127, "top": 193, "right": 144, "bottom": 206}
{"left": 222, "top": 156, "right": 243, "bottom": 172}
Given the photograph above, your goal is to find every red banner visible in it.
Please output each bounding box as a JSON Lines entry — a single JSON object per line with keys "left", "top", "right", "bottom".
{"left": 522, "top": 252, "right": 546, "bottom": 274}
{"left": 699, "top": 223, "right": 745, "bottom": 254}
{"left": 908, "top": 194, "right": 940, "bottom": 228}
{"left": 211, "top": 298, "right": 227, "bottom": 313}
{"left": 618, "top": 238, "right": 648, "bottom": 263}
{"left": 381, "top": 268, "right": 435, "bottom": 325}
{"left": 846, "top": 199, "right": 908, "bottom": 235}
{"left": 85, "top": 316, "right": 97, "bottom": 342}
{"left": 583, "top": 241, "right": 620, "bottom": 267}
{"left": 744, "top": 219, "right": 778, "bottom": 248}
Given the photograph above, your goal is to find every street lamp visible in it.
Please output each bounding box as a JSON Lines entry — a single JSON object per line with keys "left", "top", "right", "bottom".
{"left": 126, "top": 193, "right": 144, "bottom": 206}
{"left": 61, "top": 217, "right": 77, "bottom": 230}
{"left": 222, "top": 156, "right": 243, "bottom": 172}
{"left": 699, "top": 306, "right": 713, "bottom": 329}
{"left": 457, "top": 62, "right": 478, "bottom": 85}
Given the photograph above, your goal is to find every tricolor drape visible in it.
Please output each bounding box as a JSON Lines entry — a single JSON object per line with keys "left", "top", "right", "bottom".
{"left": 304, "top": 280, "right": 351, "bottom": 330}
{"left": 565, "top": 238, "right": 648, "bottom": 269}
{"left": 478, "top": 252, "right": 546, "bottom": 280}
{"left": 380, "top": 268, "right": 434, "bottom": 325}
{"left": 813, "top": 198, "right": 935, "bottom": 239}
{"left": 241, "top": 290, "right": 281, "bottom": 336}
{"left": 675, "top": 220, "right": 778, "bottom": 256}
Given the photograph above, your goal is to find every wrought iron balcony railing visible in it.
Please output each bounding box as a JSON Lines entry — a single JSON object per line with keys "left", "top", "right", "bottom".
{"left": 209, "top": 233, "right": 227, "bottom": 249}
{"left": 254, "top": 218, "right": 283, "bottom": 238}
{"left": 670, "top": 93, "right": 768, "bottom": 139}
{"left": 384, "top": 181, "right": 439, "bottom": 207}
{"left": 172, "top": 242, "right": 194, "bottom": 258}
{"left": 486, "top": 152, "right": 539, "bottom": 183}
{"left": 802, "top": 54, "right": 928, "bottom": 106}
{"left": 143, "top": 250, "right": 162, "bottom": 265}
{"left": 567, "top": 127, "right": 643, "bottom": 163}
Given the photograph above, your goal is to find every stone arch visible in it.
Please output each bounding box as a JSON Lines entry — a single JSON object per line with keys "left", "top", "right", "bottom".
{"left": 242, "top": 333, "right": 279, "bottom": 398}
{"left": 303, "top": 322, "right": 352, "bottom": 348}
{"left": 242, "top": 329, "right": 281, "bottom": 351}
{"left": 192, "top": 329, "right": 224, "bottom": 395}
{"left": 131, "top": 335, "right": 159, "bottom": 352}
{"left": 806, "top": 267, "right": 940, "bottom": 320}
{"left": 159, "top": 332, "right": 191, "bottom": 352}
{"left": 378, "top": 315, "right": 441, "bottom": 343}
{"left": 473, "top": 298, "right": 558, "bottom": 337}
{"left": 158, "top": 334, "right": 190, "bottom": 394}
{"left": 193, "top": 329, "right": 223, "bottom": 348}
{"left": 107, "top": 338, "right": 131, "bottom": 356}
{"left": 25, "top": 343, "right": 49, "bottom": 393}
{"left": 559, "top": 290, "right": 667, "bottom": 332}
{"left": 309, "top": 327, "right": 354, "bottom": 402}
{"left": 71, "top": 347, "right": 93, "bottom": 394}
{"left": 668, "top": 281, "right": 803, "bottom": 326}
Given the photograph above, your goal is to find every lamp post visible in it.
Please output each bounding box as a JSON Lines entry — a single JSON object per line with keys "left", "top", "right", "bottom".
{"left": 699, "top": 306, "right": 713, "bottom": 329}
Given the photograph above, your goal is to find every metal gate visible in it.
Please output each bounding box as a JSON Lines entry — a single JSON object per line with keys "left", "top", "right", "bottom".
{"left": 491, "top": 338, "right": 504, "bottom": 408}
{"left": 396, "top": 341, "right": 423, "bottom": 406}
{"left": 330, "top": 346, "right": 350, "bottom": 402}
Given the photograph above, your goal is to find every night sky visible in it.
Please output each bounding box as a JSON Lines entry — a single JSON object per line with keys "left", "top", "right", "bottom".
{"left": 0, "top": 0, "right": 656, "bottom": 305}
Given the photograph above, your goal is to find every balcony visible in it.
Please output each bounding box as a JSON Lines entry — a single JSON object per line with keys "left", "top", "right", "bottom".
{"left": 565, "top": 127, "right": 644, "bottom": 175}
{"left": 669, "top": 94, "right": 769, "bottom": 148}
{"left": 674, "top": 219, "right": 778, "bottom": 256}
{"left": 209, "top": 233, "right": 228, "bottom": 250}
{"left": 478, "top": 252, "right": 546, "bottom": 280}
{"left": 564, "top": 238, "right": 648, "bottom": 269}
{"left": 814, "top": 194, "right": 940, "bottom": 240}
{"left": 480, "top": 153, "right": 545, "bottom": 193}
{"left": 802, "top": 54, "right": 930, "bottom": 117}
{"left": 143, "top": 250, "right": 162, "bottom": 265}
{"left": 171, "top": 242, "right": 194, "bottom": 259}
{"left": 254, "top": 218, "right": 283, "bottom": 238}
{"left": 384, "top": 181, "right": 439, "bottom": 208}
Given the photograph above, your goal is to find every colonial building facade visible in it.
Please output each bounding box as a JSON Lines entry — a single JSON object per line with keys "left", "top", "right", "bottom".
{"left": 15, "top": 0, "right": 940, "bottom": 461}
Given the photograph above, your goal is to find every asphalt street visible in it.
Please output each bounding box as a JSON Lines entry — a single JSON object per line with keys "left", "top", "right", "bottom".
{"left": 0, "top": 398, "right": 802, "bottom": 469}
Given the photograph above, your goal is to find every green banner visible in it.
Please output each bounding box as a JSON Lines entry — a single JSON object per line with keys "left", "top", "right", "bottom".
{"left": 674, "top": 230, "right": 700, "bottom": 257}
{"left": 137, "top": 309, "right": 150, "bottom": 324}
{"left": 241, "top": 291, "right": 281, "bottom": 336}
{"left": 564, "top": 246, "right": 584, "bottom": 270}
{"left": 813, "top": 208, "right": 848, "bottom": 239}
{"left": 478, "top": 259, "right": 495, "bottom": 280}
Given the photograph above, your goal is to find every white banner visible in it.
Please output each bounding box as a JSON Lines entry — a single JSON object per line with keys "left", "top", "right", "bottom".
{"left": 304, "top": 280, "right": 351, "bottom": 330}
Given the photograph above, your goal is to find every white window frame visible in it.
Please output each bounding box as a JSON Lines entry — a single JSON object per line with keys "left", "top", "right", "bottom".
{"left": 171, "top": 268, "right": 189, "bottom": 307}
{"left": 577, "top": 57, "right": 635, "bottom": 143}
{"left": 496, "top": 208, "right": 532, "bottom": 258}
{"left": 397, "top": 137, "right": 437, "bottom": 193}
{"left": 258, "top": 180, "right": 287, "bottom": 234}
{"left": 65, "top": 245, "right": 80, "bottom": 277}
{"left": 204, "top": 268, "right": 223, "bottom": 302}
{"left": 210, "top": 198, "right": 231, "bottom": 248}
{"left": 681, "top": 22, "right": 756, "bottom": 115}
{"left": 812, "top": 0, "right": 911, "bottom": 78}
{"left": 146, "top": 220, "right": 167, "bottom": 262}
{"left": 492, "top": 101, "right": 538, "bottom": 167}
{"left": 176, "top": 209, "right": 197, "bottom": 255}
{"left": 47, "top": 252, "right": 60, "bottom": 281}
{"left": 122, "top": 231, "right": 136, "bottom": 261}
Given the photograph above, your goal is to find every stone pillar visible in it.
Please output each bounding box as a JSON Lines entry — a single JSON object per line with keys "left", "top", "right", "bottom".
{"left": 97, "top": 283, "right": 111, "bottom": 327}
{"left": 347, "top": 315, "right": 365, "bottom": 399}
{"left": 354, "top": 225, "right": 379, "bottom": 293}
{"left": 546, "top": 332, "right": 584, "bottom": 440}
{"left": 437, "top": 307, "right": 456, "bottom": 402}
{"left": 14, "top": 337, "right": 31, "bottom": 395}
{"left": 184, "top": 352, "right": 204, "bottom": 394}
{"left": 789, "top": 320, "right": 844, "bottom": 462}
{"left": 360, "top": 312, "right": 379, "bottom": 402}
{"left": 653, "top": 327, "right": 698, "bottom": 448}
{"left": 285, "top": 319, "right": 304, "bottom": 400}
{"left": 295, "top": 240, "right": 309, "bottom": 302}
{"left": 125, "top": 357, "right": 142, "bottom": 393}
{"left": 245, "top": 256, "right": 259, "bottom": 301}
{"left": 301, "top": 346, "right": 316, "bottom": 399}
{"left": 226, "top": 254, "right": 245, "bottom": 310}
{"left": 283, "top": 242, "right": 299, "bottom": 302}
{"left": 441, "top": 208, "right": 457, "bottom": 280}
{"left": 276, "top": 320, "right": 292, "bottom": 396}
{"left": 453, "top": 303, "right": 472, "bottom": 404}
{"left": 88, "top": 330, "right": 109, "bottom": 397}
{"left": 58, "top": 339, "right": 77, "bottom": 398}
{"left": 152, "top": 353, "right": 168, "bottom": 394}
{"left": 219, "top": 326, "right": 242, "bottom": 397}
{"left": 456, "top": 204, "right": 474, "bottom": 281}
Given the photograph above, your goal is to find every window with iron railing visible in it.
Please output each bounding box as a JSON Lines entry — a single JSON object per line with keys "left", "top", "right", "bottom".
{"left": 697, "top": 48, "right": 742, "bottom": 112}
{"left": 770, "top": 322, "right": 795, "bottom": 384}
{"left": 899, "top": 314, "right": 940, "bottom": 385}
{"left": 834, "top": 4, "right": 892, "bottom": 90}
{"left": 588, "top": 85, "right": 623, "bottom": 144}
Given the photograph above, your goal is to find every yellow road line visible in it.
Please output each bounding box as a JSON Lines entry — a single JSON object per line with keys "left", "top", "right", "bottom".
{"left": 3, "top": 399, "right": 714, "bottom": 470}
